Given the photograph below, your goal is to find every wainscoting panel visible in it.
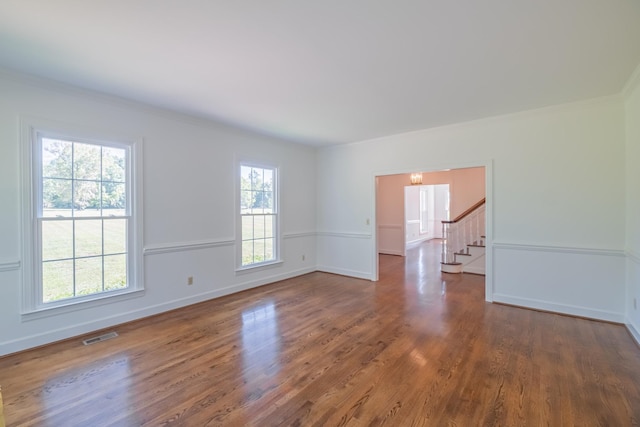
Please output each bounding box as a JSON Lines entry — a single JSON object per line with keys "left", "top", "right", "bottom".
{"left": 377, "top": 224, "right": 403, "bottom": 256}
{"left": 492, "top": 243, "right": 626, "bottom": 322}
{"left": 317, "top": 231, "right": 374, "bottom": 280}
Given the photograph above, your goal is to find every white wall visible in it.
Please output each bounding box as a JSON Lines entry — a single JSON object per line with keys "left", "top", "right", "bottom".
{"left": 625, "top": 66, "right": 640, "bottom": 342}
{"left": 0, "top": 72, "right": 317, "bottom": 355}
{"left": 317, "top": 96, "right": 626, "bottom": 321}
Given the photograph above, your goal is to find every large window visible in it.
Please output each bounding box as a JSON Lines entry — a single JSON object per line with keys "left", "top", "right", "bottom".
{"left": 22, "top": 122, "right": 143, "bottom": 313}
{"left": 239, "top": 164, "right": 278, "bottom": 268}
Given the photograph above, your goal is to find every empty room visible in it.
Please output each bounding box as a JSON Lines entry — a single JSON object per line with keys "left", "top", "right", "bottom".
{"left": 1, "top": 1, "right": 640, "bottom": 425}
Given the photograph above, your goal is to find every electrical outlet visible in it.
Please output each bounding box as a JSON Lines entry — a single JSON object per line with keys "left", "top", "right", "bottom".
{"left": 366, "top": 218, "right": 370, "bottom": 225}
{"left": 302, "top": 254, "right": 306, "bottom": 261}
{"left": 187, "top": 276, "right": 193, "bottom": 286}
{"left": 634, "top": 298, "right": 637, "bottom": 310}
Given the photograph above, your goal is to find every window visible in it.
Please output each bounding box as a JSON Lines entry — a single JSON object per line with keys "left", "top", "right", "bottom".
{"left": 22, "top": 121, "right": 143, "bottom": 313}
{"left": 238, "top": 164, "right": 278, "bottom": 268}
{"left": 419, "top": 186, "right": 429, "bottom": 234}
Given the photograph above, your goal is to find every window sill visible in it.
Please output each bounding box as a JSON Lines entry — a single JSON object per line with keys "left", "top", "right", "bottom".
{"left": 21, "top": 288, "right": 145, "bottom": 321}
{"left": 235, "top": 259, "right": 283, "bottom": 274}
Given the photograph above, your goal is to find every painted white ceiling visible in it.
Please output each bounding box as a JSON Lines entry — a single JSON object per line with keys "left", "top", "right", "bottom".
{"left": 1, "top": 1, "right": 639, "bottom": 145}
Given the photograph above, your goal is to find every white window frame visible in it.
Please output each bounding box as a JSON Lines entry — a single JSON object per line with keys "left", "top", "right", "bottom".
{"left": 236, "top": 160, "right": 281, "bottom": 271}
{"left": 20, "top": 117, "right": 144, "bottom": 317}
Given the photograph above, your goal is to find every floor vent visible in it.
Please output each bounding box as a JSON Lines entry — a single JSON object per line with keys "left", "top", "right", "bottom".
{"left": 82, "top": 331, "right": 118, "bottom": 346}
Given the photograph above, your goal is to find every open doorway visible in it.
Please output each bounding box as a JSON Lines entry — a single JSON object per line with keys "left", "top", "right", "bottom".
{"left": 374, "top": 165, "right": 490, "bottom": 299}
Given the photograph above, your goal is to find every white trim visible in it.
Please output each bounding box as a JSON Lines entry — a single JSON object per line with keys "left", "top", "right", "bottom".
{"left": 626, "top": 321, "right": 640, "bottom": 347}
{"left": 371, "top": 159, "right": 494, "bottom": 300}
{"left": 1, "top": 266, "right": 316, "bottom": 357}
{"left": 493, "top": 293, "right": 626, "bottom": 323}
{"left": 21, "top": 288, "right": 145, "bottom": 321}
{"left": 317, "top": 231, "right": 372, "bottom": 239}
{"left": 282, "top": 231, "right": 316, "bottom": 239}
{"left": 144, "top": 238, "right": 234, "bottom": 256}
{"left": 235, "top": 259, "right": 284, "bottom": 274}
{"left": 0, "top": 259, "right": 21, "bottom": 272}
{"left": 316, "top": 265, "right": 373, "bottom": 281}
{"left": 235, "top": 160, "right": 281, "bottom": 269}
{"left": 19, "top": 115, "right": 145, "bottom": 313}
{"left": 378, "top": 249, "right": 404, "bottom": 256}
{"left": 626, "top": 250, "right": 640, "bottom": 265}
{"left": 493, "top": 242, "right": 625, "bottom": 257}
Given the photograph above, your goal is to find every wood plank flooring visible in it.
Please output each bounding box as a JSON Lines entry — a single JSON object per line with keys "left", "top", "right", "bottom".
{"left": 2, "top": 240, "right": 640, "bottom": 426}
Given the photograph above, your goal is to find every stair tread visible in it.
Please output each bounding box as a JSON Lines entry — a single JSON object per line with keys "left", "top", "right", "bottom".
{"left": 441, "top": 262, "right": 462, "bottom": 266}
{"left": 467, "top": 244, "right": 485, "bottom": 248}
{"left": 455, "top": 252, "right": 472, "bottom": 256}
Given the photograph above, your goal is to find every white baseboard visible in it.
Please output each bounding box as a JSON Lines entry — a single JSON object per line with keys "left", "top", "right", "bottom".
{"left": 0, "top": 266, "right": 316, "bottom": 357}
{"left": 463, "top": 265, "right": 485, "bottom": 275}
{"left": 492, "top": 293, "right": 626, "bottom": 323}
{"left": 378, "top": 249, "right": 403, "bottom": 256}
{"left": 316, "top": 265, "right": 374, "bottom": 281}
{"left": 627, "top": 320, "right": 640, "bottom": 346}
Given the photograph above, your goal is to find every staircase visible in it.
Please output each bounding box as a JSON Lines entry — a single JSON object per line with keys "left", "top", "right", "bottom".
{"left": 440, "top": 198, "right": 486, "bottom": 275}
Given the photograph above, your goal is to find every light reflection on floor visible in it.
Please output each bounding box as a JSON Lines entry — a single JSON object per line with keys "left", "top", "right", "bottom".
{"left": 42, "top": 355, "right": 134, "bottom": 426}
{"left": 241, "top": 301, "right": 281, "bottom": 381}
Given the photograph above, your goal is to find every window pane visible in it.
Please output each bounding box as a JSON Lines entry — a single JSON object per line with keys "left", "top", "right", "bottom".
{"left": 102, "top": 182, "right": 126, "bottom": 214}
{"left": 264, "top": 215, "right": 274, "bottom": 238}
{"left": 104, "top": 219, "right": 126, "bottom": 255}
{"left": 42, "top": 178, "right": 72, "bottom": 217}
{"left": 76, "top": 257, "right": 103, "bottom": 296}
{"left": 43, "top": 259, "right": 74, "bottom": 302}
{"left": 241, "top": 190, "right": 253, "bottom": 213}
{"left": 75, "top": 220, "right": 103, "bottom": 257}
{"left": 263, "top": 169, "right": 273, "bottom": 190}
{"left": 74, "top": 180, "right": 101, "bottom": 215}
{"left": 254, "top": 239, "right": 266, "bottom": 263}
{"left": 74, "top": 143, "right": 102, "bottom": 181}
{"left": 241, "top": 166, "right": 252, "bottom": 189}
{"left": 42, "top": 138, "right": 72, "bottom": 179}
{"left": 254, "top": 191, "right": 268, "bottom": 211}
{"left": 265, "top": 238, "right": 274, "bottom": 261}
{"left": 104, "top": 255, "right": 127, "bottom": 291}
{"left": 250, "top": 200, "right": 264, "bottom": 215}
{"left": 102, "top": 146, "right": 126, "bottom": 182}
{"left": 254, "top": 215, "right": 265, "bottom": 239}
{"left": 242, "top": 216, "right": 254, "bottom": 241}
{"left": 242, "top": 240, "right": 254, "bottom": 266}
{"left": 42, "top": 221, "right": 73, "bottom": 261}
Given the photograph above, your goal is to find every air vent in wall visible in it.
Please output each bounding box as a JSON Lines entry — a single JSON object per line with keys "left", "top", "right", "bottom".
{"left": 82, "top": 331, "right": 118, "bottom": 346}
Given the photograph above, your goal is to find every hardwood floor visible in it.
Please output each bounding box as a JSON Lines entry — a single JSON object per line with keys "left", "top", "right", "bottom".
{"left": 2, "top": 240, "right": 640, "bottom": 426}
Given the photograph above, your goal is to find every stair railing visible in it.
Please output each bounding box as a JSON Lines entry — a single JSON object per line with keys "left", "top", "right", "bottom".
{"left": 441, "top": 198, "right": 486, "bottom": 264}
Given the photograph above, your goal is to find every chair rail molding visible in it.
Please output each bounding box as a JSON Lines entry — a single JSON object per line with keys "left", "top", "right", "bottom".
{"left": 144, "top": 238, "right": 235, "bottom": 256}
{"left": 493, "top": 242, "right": 625, "bottom": 257}
{"left": 316, "top": 231, "right": 372, "bottom": 239}
{"left": 0, "top": 259, "right": 21, "bottom": 272}
{"left": 626, "top": 249, "right": 640, "bottom": 264}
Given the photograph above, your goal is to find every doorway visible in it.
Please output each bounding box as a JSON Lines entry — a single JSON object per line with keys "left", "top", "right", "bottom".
{"left": 373, "top": 164, "right": 492, "bottom": 301}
